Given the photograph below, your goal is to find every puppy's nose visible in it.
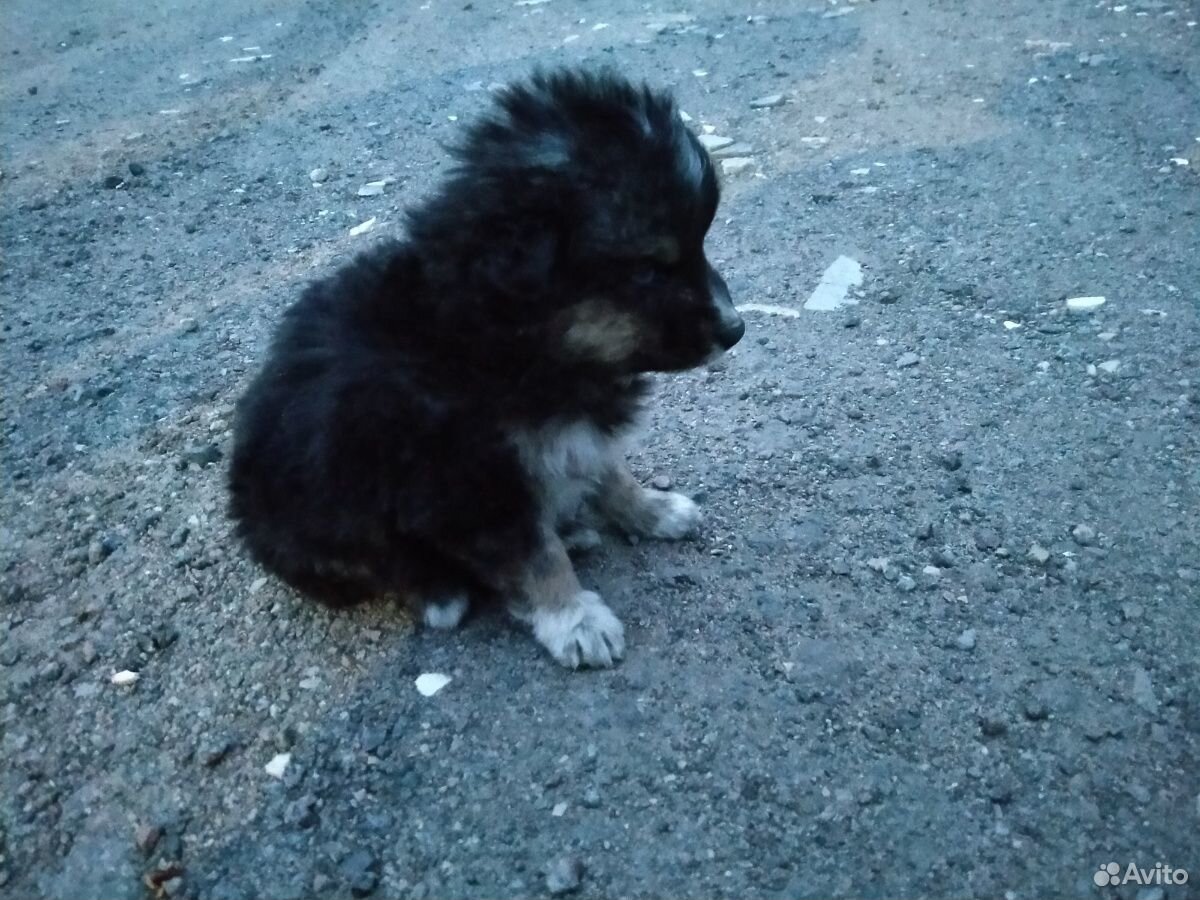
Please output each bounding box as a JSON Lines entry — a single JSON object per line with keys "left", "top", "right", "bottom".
{"left": 716, "top": 311, "right": 745, "bottom": 349}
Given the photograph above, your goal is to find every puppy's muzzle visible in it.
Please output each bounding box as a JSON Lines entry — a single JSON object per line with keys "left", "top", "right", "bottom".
{"left": 709, "top": 267, "right": 745, "bottom": 350}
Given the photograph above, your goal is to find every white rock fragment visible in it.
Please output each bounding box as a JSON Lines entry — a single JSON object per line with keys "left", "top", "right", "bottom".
{"left": 711, "top": 142, "right": 754, "bottom": 158}
{"left": 111, "top": 670, "right": 140, "bottom": 686}
{"left": 692, "top": 69, "right": 708, "bottom": 78}
{"left": 356, "top": 180, "right": 387, "bottom": 197}
{"left": 1024, "top": 39, "right": 1072, "bottom": 52}
{"left": 822, "top": 6, "right": 856, "bottom": 17}
{"left": 678, "top": 109, "right": 693, "bottom": 123}
{"left": 249, "top": 576, "right": 268, "bottom": 594}
{"left": 804, "top": 256, "right": 863, "bottom": 311}
{"left": 1098, "top": 359, "right": 1121, "bottom": 373}
{"left": 349, "top": 217, "right": 377, "bottom": 236}
{"left": 720, "top": 157, "right": 754, "bottom": 175}
{"left": 749, "top": 94, "right": 785, "bottom": 109}
{"left": 309, "top": 167, "right": 328, "bottom": 184}
{"left": 264, "top": 752, "right": 291, "bottom": 779}
{"left": 1003, "top": 320, "right": 1021, "bottom": 329}
{"left": 698, "top": 134, "right": 735, "bottom": 152}
{"left": 415, "top": 673, "right": 451, "bottom": 697}
{"left": 515, "top": 0, "right": 551, "bottom": 5}
{"left": 551, "top": 801, "right": 568, "bottom": 817}
{"left": 736, "top": 303, "right": 800, "bottom": 318}
{"left": 1066, "top": 295, "right": 1106, "bottom": 312}
{"left": 850, "top": 167, "right": 870, "bottom": 176}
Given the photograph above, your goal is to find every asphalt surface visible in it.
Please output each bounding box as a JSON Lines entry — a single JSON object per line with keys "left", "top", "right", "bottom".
{"left": 2, "top": 1, "right": 1198, "bottom": 898}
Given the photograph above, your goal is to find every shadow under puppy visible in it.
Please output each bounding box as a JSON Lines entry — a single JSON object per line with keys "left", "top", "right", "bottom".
{"left": 229, "top": 68, "right": 744, "bottom": 668}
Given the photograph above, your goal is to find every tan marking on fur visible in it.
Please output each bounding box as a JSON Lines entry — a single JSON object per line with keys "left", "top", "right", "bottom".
{"left": 515, "top": 533, "right": 583, "bottom": 614}
{"left": 596, "top": 463, "right": 701, "bottom": 539}
{"left": 562, "top": 301, "right": 641, "bottom": 364}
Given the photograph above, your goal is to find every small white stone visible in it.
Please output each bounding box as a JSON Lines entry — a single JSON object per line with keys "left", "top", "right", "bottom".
{"left": 349, "top": 217, "right": 377, "bottom": 236}
{"left": 1027, "top": 544, "right": 1051, "bottom": 565}
{"left": 736, "top": 303, "right": 799, "bottom": 318}
{"left": 264, "top": 752, "right": 291, "bottom": 779}
{"left": 1003, "top": 320, "right": 1021, "bottom": 329}
{"left": 850, "top": 167, "right": 870, "bottom": 176}
{"left": 551, "top": 801, "right": 568, "bottom": 817}
{"left": 356, "top": 181, "right": 386, "bottom": 197}
{"left": 721, "top": 157, "right": 754, "bottom": 175}
{"left": 804, "top": 255, "right": 863, "bottom": 311}
{"left": 1066, "top": 295, "right": 1105, "bottom": 311}
{"left": 749, "top": 93, "right": 785, "bottom": 109}
{"left": 1098, "top": 331, "right": 1117, "bottom": 341}
{"left": 415, "top": 673, "right": 451, "bottom": 697}
{"left": 111, "top": 670, "right": 140, "bottom": 686}
{"left": 1098, "top": 359, "right": 1120, "bottom": 373}
{"left": 309, "top": 167, "right": 328, "bottom": 184}
{"left": 249, "top": 576, "right": 268, "bottom": 594}
{"left": 1087, "top": 363, "right": 1098, "bottom": 376}
{"left": 698, "top": 134, "right": 734, "bottom": 151}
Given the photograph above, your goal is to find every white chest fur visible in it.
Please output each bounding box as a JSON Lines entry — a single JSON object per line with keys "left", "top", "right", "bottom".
{"left": 512, "top": 421, "right": 618, "bottom": 527}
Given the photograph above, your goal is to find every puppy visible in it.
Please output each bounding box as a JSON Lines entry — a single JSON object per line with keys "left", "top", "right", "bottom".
{"left": 228, "top": 68, "right": 744, "bottom": 668}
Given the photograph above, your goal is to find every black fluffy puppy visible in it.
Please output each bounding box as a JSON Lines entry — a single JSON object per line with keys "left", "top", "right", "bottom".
{"left": 229, "top": 69, "right": 744, "bottom": 668}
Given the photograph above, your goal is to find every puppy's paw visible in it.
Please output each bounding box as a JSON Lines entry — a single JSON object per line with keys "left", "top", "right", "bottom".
{"left": 644, "top": 491, "right": 702, "bottom": 540}
{"left": 562, "top": 526, "right": 603, "bottom": 554}
{"left": 421, "top": 594, "right": 469, "bottom": 630}
{"left": 531, "top": 591, "right": 625, "bottom": 669}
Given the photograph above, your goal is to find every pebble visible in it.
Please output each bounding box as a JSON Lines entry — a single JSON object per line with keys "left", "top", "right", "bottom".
{"left": 896, "top": 352, "right": 920, "bottom": 368}
{"left": 711, "top": 141, "right": 754, "bottom": 159}
{"left": 180, "top": 443, "right": 222, "bottom": 468}
{"left": 1027, "top": 543, "right": 1051, "bottom": 564}
{"left": 974, "top": 528, "right": 1001, "bottom": 551}
{"left": 1120, "top": 601, "right": 1144, "bottom": 621}
{"left": 979, "top": 714, "right": 1008, "bottom": 737}
{"left": 201, "top": 738, "right": 234, "bottom": 767}
{"left": 309, "top": 167, "right": 329, "bottom": 183}
{"left": 111, "top": 669, "right": 139, "bottom": 686}
{"left": 931, "top": 547, "right": 957, "bottom": 569}
{"left": 134, "top": 824, "right": 162, "bottom": 855}
{"left": 651, "top": 474, "right": 672, "bottom": 490}
{"left": 955, "top": 629, "right": 977, "bottom": 651}
{"left": 720, "top": 157, "right": 754, "bottom": 175}
{"left": 804, "top": 256, "right": 863, "bottom": 311}
{"left": 897, "top": 575, "right": 916, "bottom": 592}
{"left": 128, "top": 162, "right": 145, "bottom": 177}
{"left": 349, "top": 217, "right": 377, "bottom": 236}
{"left": 697, "top": 134, "right": 734, "bottom": 152}
{"left": 415, "top": 673, "right": 451, "bottom": 697}
{"left": 356, "top": 181, "right": 387, "bottom": 197}
{"left": 1097, "top": 359, "right": 1120, "bottom": 373}
{"left": 1066, "top": 295, "right": 1105, "bottom": 312}
{"left": 339, "top": 850, "right": 379, "bottom": 897}
{"left": 88, "top": 539, "right": 114, "bottom": 565}
{"left": 1131, "top": 667, "right": 1158, "bottom": 713}
{"left": 582, "top": 787, "right": 601, "bottom": 808}
{"left": 749, "top": 93, "right": 785, "bottom": 108}
{"left": 545, "top": 857, "right": 585, "bottom": 895}
{"left": 264, "top": 752, "right": 291, "bottom": 779}
{"left": 1071, "top": 524, "right": 1096, "bottom": 546}
{"left": 876, "top": 288, "right": 900, "bottom": 304}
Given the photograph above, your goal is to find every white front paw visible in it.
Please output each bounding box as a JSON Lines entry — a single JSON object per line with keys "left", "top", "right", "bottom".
{"left": 532, "top": 591, "right": 625, "bottom": 669}
{"left": 647, "top": 491, "right": 702, "bottom": 540}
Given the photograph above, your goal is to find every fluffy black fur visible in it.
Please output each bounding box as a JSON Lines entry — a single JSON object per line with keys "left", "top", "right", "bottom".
{"left": 229, "top": 68, "right": 742, "bottom": 612}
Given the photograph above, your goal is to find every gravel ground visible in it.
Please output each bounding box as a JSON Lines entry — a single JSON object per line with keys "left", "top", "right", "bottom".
{"left": 2, "top": 1, "right": 1198, "bottom": 898}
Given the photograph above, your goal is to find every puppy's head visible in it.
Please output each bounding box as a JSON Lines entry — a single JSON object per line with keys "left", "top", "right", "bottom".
{"left": 436, "top": 68, "right": 744, "bottom": 372}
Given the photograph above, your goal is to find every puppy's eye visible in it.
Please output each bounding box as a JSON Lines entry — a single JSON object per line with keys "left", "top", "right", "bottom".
{"left": 631, "top": 265, "right": 658, "bottom": 286}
